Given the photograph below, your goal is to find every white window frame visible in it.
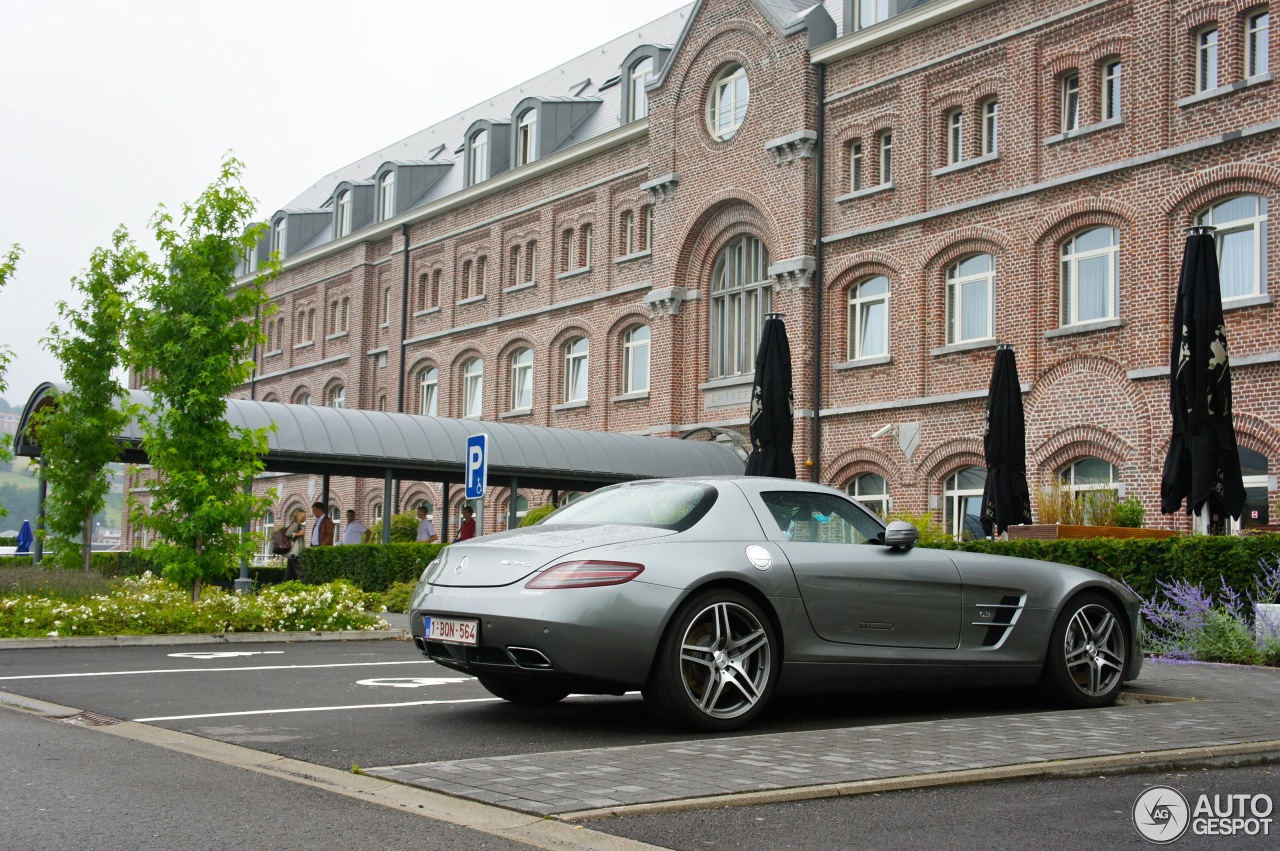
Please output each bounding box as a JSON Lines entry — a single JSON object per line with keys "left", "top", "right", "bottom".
{"left": 850, "top": 141, "right": 863, "bottom": 191}
{"left": 272, "top": 218, "right": 286, "bottom": 257}
{"left": 621, "top": 210, "right": 635, "bottom": 255}
{"left": 630, "top": 57, "right": 654, "bottom": 121}
{"left": 327, "top": 385, "right": 346, "bottom": 409}
{"left": 564, "top": 337, "right": 589, "bottom": 403}
{"left": 516, "top": 108, "right": 538, "bottom": 166}
{"left": 336, "top": 189, "right": 351, "bottom": 237}
{"left": 525, "top": 241, "right": 537, "bottom": 283}
{"left": 462, "top": 358, "right": 484, "bottom": 419}
{"left": 708, "top": 64, "right": 749, "bottom": 141}
{"left": 379, "top": 171, "right": 395, "bottom": 221}
{"left": 622, "top": 324, "right": 650, "bottom": 394}
{"left": 510, "top": 348, "right": 533, "bottom": 411}
{"left": 848, "top": 473, "right": 891, "bottom": 518}
{"left": 1197, "top": 195, "right": 1270, "bottom": 300}
{"left": 710, "top": 235, "right": 771, "bottom": 378}
{"left": 1198, "top": 27, "right": 1220, "bottom": 92}
{"left": 947, "top": 109, "right": 964, "bottom": 164}
{"left": 470, "top": 129, "right": 489, "bottom": 184}
{"left": 946, "top": 254, "right": 996, "bottom": 345}
{"left": 296, "top": 391, "right": 311, "bottom": 407}
{"left": 1248, "top": 11, "right": 1270, "bottom": 78}
{"left": 1060, "top": 227, "right": 1121, "bottom": 326}
{"left": 1059, "top": 457, "right": 1119, "bottom": 499}
{"left": 944, "top": 467, "right": 987, "bottom": 540}
{"left": 981, "top": 99, "right": 999, "bottom": 155}
{"left": 848, "top": 275, "right": 890, "bottom": 360}
{"left": 419, "top": 367, "right": 438, "bottom": 417}
{"left": 642, "top": 208, "right": 653, "bottom": 252}
{"left": 1102, "top": 61, "right": 1122, "bottom": 121}
{"left": 879, "top": 132, "right": 893, "bottom": 184}
{"left": 1061, "top": 73, "right": 1080, "bottom": 131}
{"left": 856, "top": 0, "right": 890, "bottom": 30}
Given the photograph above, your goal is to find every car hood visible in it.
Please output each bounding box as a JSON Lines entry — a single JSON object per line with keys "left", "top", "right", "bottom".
{"left": 425, "top": 524, "right": 676, "bottom": 587}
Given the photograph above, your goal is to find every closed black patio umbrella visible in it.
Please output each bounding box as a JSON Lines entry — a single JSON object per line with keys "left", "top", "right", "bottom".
{"left": 979, "top": 345, "right": 1032, "bottom": 537}
{"left": 744, "top": 313, "right": 795, "bottom": 479}
{"left": 1160, "top": 226, "right": 1246, "bottom": 530}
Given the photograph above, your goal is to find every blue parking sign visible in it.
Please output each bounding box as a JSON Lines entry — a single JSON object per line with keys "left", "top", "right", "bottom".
{"left": 465, "top": 434, "right": 488, "bottom": 500}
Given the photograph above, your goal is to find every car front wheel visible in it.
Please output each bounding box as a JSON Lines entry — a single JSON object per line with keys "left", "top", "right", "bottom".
{"left": 643, "top": 589, "right": 778, "bottom": 732}
{"left": 476, "top": 675, "right": 570, "bottom": 705}
{"left": 1040, "top": 591, "right": 1129, "bottom": 708}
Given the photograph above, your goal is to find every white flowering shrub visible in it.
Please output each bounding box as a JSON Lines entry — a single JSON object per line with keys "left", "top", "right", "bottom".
{"left": 0, "top": 572, "right": 388, "bottom": 638}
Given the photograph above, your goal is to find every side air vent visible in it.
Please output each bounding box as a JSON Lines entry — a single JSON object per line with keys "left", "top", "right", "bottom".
{"left": 975, "top": 594, "right": 1026, "bottom": 648}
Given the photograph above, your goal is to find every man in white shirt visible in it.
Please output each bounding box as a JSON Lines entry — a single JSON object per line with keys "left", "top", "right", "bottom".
{"left": 416, "top": 505, "right": 439, "bottom": 543}
{"left": 341, "top": 509, "right": 371, "bottom": 545}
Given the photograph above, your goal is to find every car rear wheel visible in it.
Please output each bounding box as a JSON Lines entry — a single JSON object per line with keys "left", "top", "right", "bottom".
{"left": 643, "top": 589, "right": 778, "bottom": 732}
{"left": 476, "top": 675, "right": 570, "bottom": 705}
{"left": 1040, "top": 592, "right": 1128, "bottom": 708}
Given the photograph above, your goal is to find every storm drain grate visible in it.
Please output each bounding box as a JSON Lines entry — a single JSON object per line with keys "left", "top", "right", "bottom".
{"left": 54, "top": 711, "right": 121, "bottom": 728}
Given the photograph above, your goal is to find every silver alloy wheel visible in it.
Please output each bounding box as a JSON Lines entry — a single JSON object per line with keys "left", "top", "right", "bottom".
{"left": 1062, "top": 602, "right": 1125, "bottom": 697}
{"left": 678, "top": 601, "right": 772, "bottom": 719}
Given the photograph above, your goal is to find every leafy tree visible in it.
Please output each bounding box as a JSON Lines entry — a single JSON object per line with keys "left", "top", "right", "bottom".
{"left": 32, "top": 228, "right": 143, "bottom": 571}
{"left": 128, "top": 158, "right": 278, "bottom": 599}
{"left": 0, "top": 244, "right": 21, "bottom": 512}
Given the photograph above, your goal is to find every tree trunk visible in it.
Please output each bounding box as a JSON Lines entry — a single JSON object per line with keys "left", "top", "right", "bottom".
{"left": 191, "top": 578, "right": 201, "bottom": 602}
{"left": 82, "top": 506, "right": 93, "bottom": 574}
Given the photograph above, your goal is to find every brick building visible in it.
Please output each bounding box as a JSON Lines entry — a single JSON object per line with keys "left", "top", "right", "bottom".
{"left": 131, "top": 0, "right": 1278, "bottom": 546}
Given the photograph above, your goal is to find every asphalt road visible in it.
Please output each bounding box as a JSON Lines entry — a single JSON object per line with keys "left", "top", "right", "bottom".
{"left": 0, "top": 638, "right": 1055, "bottom": 771}
{"left": 595, "top": 765, "right": 1280, "bottom": 851}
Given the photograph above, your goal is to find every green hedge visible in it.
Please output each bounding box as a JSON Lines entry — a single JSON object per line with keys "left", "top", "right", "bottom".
{"left": 299, "top": 542, "right": 444, "bottom": 591}
{"left": 937, "top": 533, "right": 1280, "bottom": 600}
{"left": 0, "top": 551, "right": 288, "bottom": 589}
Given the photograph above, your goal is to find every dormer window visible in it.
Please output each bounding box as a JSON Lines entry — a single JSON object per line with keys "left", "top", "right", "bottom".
{"left": 271, "top": 219, "right": 286, "bottom": 258}
{"left": 470, "top": 129, "right": 489, "bottom": 184}
{"left": 516, "top": 109, "right": 538, "bottom": 166}
{"left": 379, "top": 171, "right": 395, "bottom": 221}
{"left": 336, "top": 190, "right": 351, "bottom": 237}
{"left": 630, "top": 57, "right": 654, "bottom": 121}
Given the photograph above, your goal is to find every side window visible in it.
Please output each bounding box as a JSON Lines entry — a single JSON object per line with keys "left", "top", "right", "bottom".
{"left": 759, "top": 491, "right": 884, "bottom": 545}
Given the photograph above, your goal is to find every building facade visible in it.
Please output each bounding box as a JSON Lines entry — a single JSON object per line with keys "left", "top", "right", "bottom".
{"left": 132, "top": 0, "right": 1279, "bottom": 545}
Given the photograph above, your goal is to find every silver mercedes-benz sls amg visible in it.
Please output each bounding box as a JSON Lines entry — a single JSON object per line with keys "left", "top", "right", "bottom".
{"left": 409, "top": 477, "right": 1142, "bottom": 731}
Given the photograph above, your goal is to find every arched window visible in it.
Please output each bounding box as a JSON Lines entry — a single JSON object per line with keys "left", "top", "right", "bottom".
{"left": 1247, "top": 10, "right": 1270, "bottom": 78}
{"left": 622, "top": 325, "right": 650, "bottom": 394}
{"left": 510, "top": 348, "right": 533, "bottom": 411}
{"left": 1197, "top": 195, "right": 1269, "bottom": 300}
{"left": 336, "top": 189, "right": 351, "bottom": 237}
{"left": 419, "top": 367, "right": 438, "bottom": 416}
{"left": 630, "top": 56, "right": 654, "bottom": 121}
{"left": 1058, "top": 457, "right": 1119, "bottom": 525}
{"left": 848, "top": 275, "right": 890, "bottom": 359}
{"left": 708, "top": 64, "right": 749, "bottom": 140}
{"left": 1060, "top": 227, "right": 1119, "bottom": 326}
{"left": 416, "top": 274, "right": 428, "bottom": 312}
{"left": 379, "top": 171, "right": 395, "bottom": 221}
{"left": 261, "top": 510, "right": 275, "bottom": 556}
{"left": 271, "top": 218, "right": 286, "bottom": 258}
{"left": 328, "top": 505, "right": 341, "bottom": 545}
{"left": 848, "top": 473, "right": 890, "bottom": 518}
{"left": 469, "top": 129, "right": 489, "bottom": 184}
{"left": 946, "top": 254, "right": 995, "bottom": 344}
{"left": 620, "top": 210, "right": 635, "bottom": 255}
{"left": 641, "top": 206, "right": 654, "bottom": 251}
{"left": 462, "top": 358, "right": 484, "bottom": 418}
{"left": 944, "top": 466, "right": 987, "bottom": 540}
{"left": 564, "top": 337, "right": 589, "bottom": 403}
{"left": 295, "top": 391, "right": 311, "bottom": 406}
{"left": 525, "top": 240, "right": 538, "bottom": 282}
{"left": 710, "top": 235, "right": 771, "bottom": 378}
{"left": 516, "top": 108, "right": 538, "bottom": 166}
{"left": 339, "top": 297, "right": 349, "bottom": 332}
{"left": 327, "top": 385, "right": 345, "bottom": 409}
{"left": 513, "top": 494, "right": 529, "bottom": 522}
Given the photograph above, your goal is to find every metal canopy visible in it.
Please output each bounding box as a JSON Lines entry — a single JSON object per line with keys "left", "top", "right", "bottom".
{"left": 13, "top": 383, "right": 745, "bottom": 490}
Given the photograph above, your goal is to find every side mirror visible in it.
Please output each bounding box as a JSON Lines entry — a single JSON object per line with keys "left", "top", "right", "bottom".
{"left": 884, "top": 520, "right": 919, "bottom": 550}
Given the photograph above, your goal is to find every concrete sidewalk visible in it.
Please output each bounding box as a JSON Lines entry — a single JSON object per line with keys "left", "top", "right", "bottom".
{"left": 366, "top": 661, "right": 1280, "bottom": 819}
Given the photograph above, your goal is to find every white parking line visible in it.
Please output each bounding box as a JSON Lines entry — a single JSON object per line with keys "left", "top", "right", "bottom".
{"left": 0, "top": 660, "right": 433, "bottom": 681}
{"left": 134, "top": 697, "right": 501, "bottom": 722}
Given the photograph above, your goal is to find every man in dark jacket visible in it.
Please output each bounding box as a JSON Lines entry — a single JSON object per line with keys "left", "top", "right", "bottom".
{"left": 311, "top": 502, "right": 335, "bottom": 547}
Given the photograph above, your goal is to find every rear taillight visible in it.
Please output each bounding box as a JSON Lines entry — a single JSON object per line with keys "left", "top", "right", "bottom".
{"left": 524, "top": 560, "right": 645, "bottom": 589}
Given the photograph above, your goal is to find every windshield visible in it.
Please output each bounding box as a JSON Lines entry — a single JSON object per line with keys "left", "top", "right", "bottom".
{"left": 541, "top": 481, "right": 718, "bottom": 532}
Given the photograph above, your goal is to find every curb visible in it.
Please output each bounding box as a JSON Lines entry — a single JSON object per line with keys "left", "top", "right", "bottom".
{"left": 555, "top": 740, "right": 1280, "bottom": 822}
{"left": 0, "top": 627, "right": 409, "bottom": 650}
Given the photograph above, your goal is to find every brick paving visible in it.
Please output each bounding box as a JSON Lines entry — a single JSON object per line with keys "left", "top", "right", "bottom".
{"left": 366, "top": 662, "right": 1280, "bottom": 816}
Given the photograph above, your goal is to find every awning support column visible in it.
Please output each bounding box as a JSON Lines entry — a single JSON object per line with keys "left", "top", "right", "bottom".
{"left": 33, "top": 457, "right": 47, "bottom": 565}
{"left": 441, "top": 482, "right": 450, "bottom": 543}
{"left": 235, "top": 478, "right": 253, "bottom": 594}
{"left": 321, "top": 474, "right": 330, "bottom": 512}
{"left": 508, "top": 477, "right": 518, "bottom": 530}
{"left": 382, "top": 470, "right": 393, "bottom": 544}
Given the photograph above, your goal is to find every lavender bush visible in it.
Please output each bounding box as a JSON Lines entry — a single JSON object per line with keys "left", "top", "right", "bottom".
{"left": 1141, "top": 555, "right": 1280, "bottom": 665}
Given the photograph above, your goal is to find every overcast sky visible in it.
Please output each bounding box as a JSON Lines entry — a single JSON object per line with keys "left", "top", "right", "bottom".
{"left": 0, "top": 0, "right": 691, "bottom": 409}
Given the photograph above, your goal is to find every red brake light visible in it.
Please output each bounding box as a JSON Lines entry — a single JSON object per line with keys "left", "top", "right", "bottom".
{"left": 524, "top": 560, "right": 645, "bottom": 589}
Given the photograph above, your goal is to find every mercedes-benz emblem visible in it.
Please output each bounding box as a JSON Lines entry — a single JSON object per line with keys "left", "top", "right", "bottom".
{"left": 454, "top": 556, "right": 469, "bottom": 574}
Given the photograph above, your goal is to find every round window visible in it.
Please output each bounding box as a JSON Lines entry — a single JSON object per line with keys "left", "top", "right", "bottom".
{"left": 707, "top": 64, "right": 749, "bottom": 140}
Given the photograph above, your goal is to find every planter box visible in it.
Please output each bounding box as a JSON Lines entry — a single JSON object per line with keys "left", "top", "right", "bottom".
{"left": 1007, "top": 524, "right": 1179, "bottom": 541}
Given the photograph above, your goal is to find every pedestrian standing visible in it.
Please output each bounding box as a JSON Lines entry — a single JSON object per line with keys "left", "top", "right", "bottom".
{"left": 341, "top": 509, "right": 371, "bottom": 544}
{"left": 416, "top": 505, "right": 438, "bottom": 543}
{"left": 285, "top": 508, "right": 306, "bottom": 580}
{"left": 457, "top": 505, "right": 477, "bottom": 541}
{"left": 311, "top": 501, "right": 335, "bottom": 547}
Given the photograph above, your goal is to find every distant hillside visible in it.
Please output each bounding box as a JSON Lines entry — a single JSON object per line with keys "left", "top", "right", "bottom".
{"left": 0, "top": 460, "right": 123, "bottom": 529}
{"left": 0, "top": 397, "right": 20, "bottom": 414}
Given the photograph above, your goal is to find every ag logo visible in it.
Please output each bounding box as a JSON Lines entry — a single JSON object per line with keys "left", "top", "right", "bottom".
{"left": 1134, "top": 785, "right": 1190, "bottom": 844}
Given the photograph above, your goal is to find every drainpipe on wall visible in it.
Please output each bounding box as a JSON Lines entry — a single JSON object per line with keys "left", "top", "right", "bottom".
{"left": 811, "top": 62, "right": 826, "bottom": 482}
{"left": 395, "top": 223, "right": 411, "bottom": 511}
{"left": 249, "top": 304, "right": 259, "bottom": 401}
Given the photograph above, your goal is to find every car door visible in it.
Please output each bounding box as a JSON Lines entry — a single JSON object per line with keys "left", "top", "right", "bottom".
{"left": 754, "top": 489, "right": 963, "bottom": 650}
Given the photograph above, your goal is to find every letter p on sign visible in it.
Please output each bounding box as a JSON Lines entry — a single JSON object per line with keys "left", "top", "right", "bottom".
{"left": 465, "top": 433, "right": 488, "bottom": 499}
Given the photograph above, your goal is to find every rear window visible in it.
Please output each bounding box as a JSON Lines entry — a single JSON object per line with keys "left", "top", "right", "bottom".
{"left": 541, "top": 481, "right": 717, "bottom": 532}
